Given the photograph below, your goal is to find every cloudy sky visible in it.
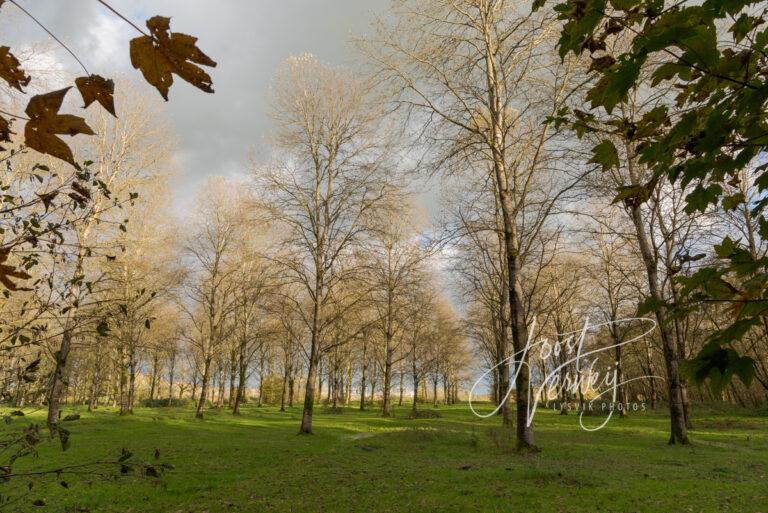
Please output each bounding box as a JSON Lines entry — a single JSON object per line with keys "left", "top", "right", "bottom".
{"left": 2, "top": 0, "right": 393, "bottom": 208}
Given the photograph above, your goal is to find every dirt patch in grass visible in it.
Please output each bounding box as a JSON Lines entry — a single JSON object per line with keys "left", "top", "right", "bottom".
{"left": 697, "top": 418, "right": 765, "bottom": 431}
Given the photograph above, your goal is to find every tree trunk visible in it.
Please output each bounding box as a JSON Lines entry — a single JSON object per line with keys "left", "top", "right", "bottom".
{"left": 191, "top": 373, "right": 198, "bottom": 403}
{"left": 629, "top": 202, "right": 688, "bottom": 444}
{"left": 195, "top": 357, "right": 212, "bottom": 419}
{"left": 610, "top": 325, "right": 627, "bottom": 418}
{"left": 359, "top": 343, "right": 367, "bottom": 411}
{"left": 345, "top": 364, "right": 352, "bottom": 406}
{"left": 299, "top": 350, "right": 319, "bottom": 433}
{"left": 494, "top": 201, "right": 513, "bottom": 426}
{"left": 216, "top": 365, "right": 226, "bottom": 407}
{"left": 498, "top": 188, "right": 537, "bottom": 450}
{"left": 167, "top": 351, "right": 176, "bottom": 407}
{"left": 233, "top": 334, "right": 250, "bottom": 414}
{"left": 288, "top": 372, "right": 295, "bottom": 407}
{"left": 127, "top": 347, "right": 137, "bottom": 414}
{"left": 149, "top": 353, "right": 160, "bottom": 402}
{"left": 411, "top": 347, "right": 419, "bottom": 414}
{"left": 229, "top": 349, "right": 237, "bottom": 408}
{"left": 280, "top": 362, "right": 288, "bottom": 412}
{"left": 370, "top": 376, "right": 377, "bottom": 406}
{"left": 669, "top": 282, "right": 692, "bottom": 429}
{"left": 257, "top": 355, "right": 265, "bottom": 407}
{"left": 47, "top": 329, "right": 73, "bottom": 433}
{"left": 381, "top": 344, "right": 393, "bottom": 417}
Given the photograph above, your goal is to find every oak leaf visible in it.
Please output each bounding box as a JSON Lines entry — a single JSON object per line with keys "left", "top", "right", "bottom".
{"left": 130, "top": 15, "right": 216, "bottom": 100}
{"left": 24, "top": 87, "right": 95, "bottom": 166}
{"left": 0, "top": 250, "right": 31, "bottom": 291}
{"left": 0, "top": 46, "right": 30, "bottom": 92}
{"left": 75, "top": 75, "right": 116, "bottom": 117}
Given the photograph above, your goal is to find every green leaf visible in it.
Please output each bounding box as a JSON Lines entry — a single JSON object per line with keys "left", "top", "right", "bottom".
{"left": 684, "top": 184, "right": 722, "bottom": 213}
{"left": 730, "top": 13, "right": 760, "bottom": 43}
{"left": 637, "top": 296, "right": 666, "bottom": 316}
{"left": 586, "top": 54, "right": 644, "bottom": 113}
{"left": 608, "top": 0, "right": 636, "bottom": 9}
{"left": 557, "top": 0, "right": 607, "bottom": 58}
{"left": 588, "top": 140, "right": 619, "bottom": 171}
{"left": 721, "top": 192, "right": 745, "bottom": 211}
{"left": 732, "top": 355, "right": 756, "bottom": 386}
{"left": 682, "top": 339, "right": 756, "bottom": 395}
{"left": 714, "top": 237, "right": 736, "bottom": 259}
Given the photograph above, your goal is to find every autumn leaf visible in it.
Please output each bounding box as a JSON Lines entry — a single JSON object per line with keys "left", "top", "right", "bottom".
{"left": 130, "top": 15, "right": 217, "bottom": 101}
{"left": 24, "top": 87, "right": 95, "bottom": 166}
{"left": 0, "top": 46, "right": 30, "bottom": 92}
{"left": 71, "top": 181, "right": 91, "bottom": 200}
{"left": 36, "top": 191, "right": 58, "bottom": 211}
{"left": 0, "top": 113, "right": 12, "bottom": 151}
{"left": 75, "top": 74, "right": 116, "bottom": 117}
{"left": 0, "top": 249, "right": 31, "bottom": 291}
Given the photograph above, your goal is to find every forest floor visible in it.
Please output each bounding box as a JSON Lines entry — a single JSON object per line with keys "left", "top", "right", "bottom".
{"left": 2, "top": 401, "right": 767, "bottom": 512}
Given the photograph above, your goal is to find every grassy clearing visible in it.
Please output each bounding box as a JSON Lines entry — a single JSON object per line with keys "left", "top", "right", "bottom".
{"left": 2, "top": 402, "right": 767, "bottom": 512}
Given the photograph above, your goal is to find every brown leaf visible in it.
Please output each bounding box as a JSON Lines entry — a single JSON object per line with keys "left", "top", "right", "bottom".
{"left": 71, "top": 181, "right": 91, "bottom": 200}
{"left": 24, "top": 87, "right": 95, "bottom": 166}
{"left": 0, "top": 113, "right": 12, "bottom": 151}
{"left": 0, "top": 114, "right": 12, "bottom": 142}
{"left": 130, "top": 15, "right": 216, "bottom": 100}
{"left": 590, "top": 55, "right": 616, "bottom": 73}
{"left": 0, "top": 250, "right": 31, "bottom": 292}
{"left": 0, "top": 46, "right": 30, "bottom": 92}
{"left": 36, "top": 191, "right": 58, "bottom": 211}
{"left": 75, "top": 75, "right": 116, "bottom": 117}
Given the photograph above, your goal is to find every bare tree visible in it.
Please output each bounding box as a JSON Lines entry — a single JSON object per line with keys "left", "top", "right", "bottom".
{"left": 365, "top": 205, "right": 430, "bottom": 417}
{"left": 256, "top": 54, "right": 394, "bottom": 434}
{"left": 367, "top": 0, "right": 584, "bottom": 450}
{"left": 181, "top": 177, "right": 243, "bottom": 419}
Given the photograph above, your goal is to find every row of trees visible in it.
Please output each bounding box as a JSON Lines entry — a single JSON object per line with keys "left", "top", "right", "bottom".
{"left": 364, "top": 0, "right": 768, "bottom": 450}
{"left": 1, "top": 60, "right": 471, "bottom": 435}
{"left": 3, "top": 0, "right": 768, "bottom": 456}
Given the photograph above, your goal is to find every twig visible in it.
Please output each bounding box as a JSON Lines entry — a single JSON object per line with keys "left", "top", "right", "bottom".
{"left": 94, "top": 0, "right": 150, "bottom": 37}
{"left": 8, "top": 0, "right": 91, "bottom": 76}
{"left": 0, "top": 109, "right": 29, "bottom": 121}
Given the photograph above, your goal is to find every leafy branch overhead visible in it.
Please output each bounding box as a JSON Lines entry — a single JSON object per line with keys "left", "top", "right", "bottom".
{"left": 545, "top": 0, "right": 768, "bottom": 392}
{"left": 0, "top": 2, "right": 216, "bottom": 292}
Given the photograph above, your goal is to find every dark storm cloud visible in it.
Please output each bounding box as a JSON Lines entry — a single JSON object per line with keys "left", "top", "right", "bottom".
{"left": 2, "top": 0, "right": 390, "bottom": 206}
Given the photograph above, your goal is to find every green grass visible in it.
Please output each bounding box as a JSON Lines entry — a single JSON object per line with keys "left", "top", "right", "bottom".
{"left": 2, "top": 402, "right": 767, "bottom": 512}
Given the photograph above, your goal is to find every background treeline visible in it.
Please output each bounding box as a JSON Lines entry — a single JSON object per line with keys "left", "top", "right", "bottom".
{"left": 2, "top": 0, "right": 768, "bottom": 452}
